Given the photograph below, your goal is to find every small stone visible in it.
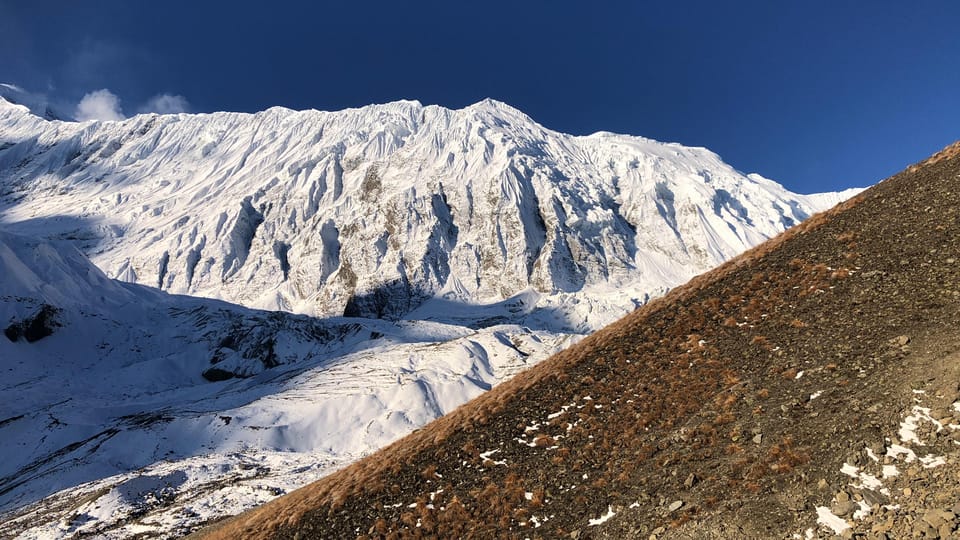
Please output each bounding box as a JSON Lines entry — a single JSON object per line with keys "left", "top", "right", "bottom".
{"left": 939, "top": 524, "right": 953, "bottom": 539}
{"left": 873, "top": 517, "right": 894, "bottom": 533}
{"left": 891, "top": 335, "right": 911, "bottom": 347}
{"left": 668, "top": 500, "right": 683, "bottom": 512}
{"left": 684, "top": 473, "right": 697, "bottom": 489}
{"left": 903, "top": 487, "right": 913, "bottom": 497}
{"left": 570, "top": 529, "right": 581, "bottom": 539}
{"left": 837, "top": 490, "right": 851, "bottom": 502}
{"left": 832, "top": 500, "right": 857, "bottom": 517}
{"left": 921, "top": 509, "right": 954, "bottom": 528}
{"left": 752, "top": 433, "right": 762, "bottom": 444}
{"left": 912, "top": 522, "right": 937, "bottom": 538}
{"left": 817, "top": 478, "right": 828, "bottom": 490}
{"left": 862, "top": 489, "right": 889, "bottom": 507}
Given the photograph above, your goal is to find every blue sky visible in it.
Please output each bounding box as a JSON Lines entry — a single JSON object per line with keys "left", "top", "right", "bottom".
{"left": 2, "top": 1, "right": 958, "bottom": 194}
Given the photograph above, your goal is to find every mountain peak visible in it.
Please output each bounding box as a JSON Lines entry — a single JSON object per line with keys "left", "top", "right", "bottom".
{"left": 465, "top": 97, "right": 514, "bottom": 111}
{"left": 462, "top": 97, "right": 533, "bottom": 121}
{"left": 0, "top": 83, "right": 66, "bottom": 121}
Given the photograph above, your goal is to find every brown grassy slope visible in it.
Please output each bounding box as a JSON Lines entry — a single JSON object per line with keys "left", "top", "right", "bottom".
{"left": 194, "top": 141, "right": 960, "bottom": 539}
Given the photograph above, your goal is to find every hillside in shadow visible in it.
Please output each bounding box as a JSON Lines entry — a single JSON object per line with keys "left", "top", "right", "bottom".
{"left": 194, "top": 142, "right": 960, "bottom": 539}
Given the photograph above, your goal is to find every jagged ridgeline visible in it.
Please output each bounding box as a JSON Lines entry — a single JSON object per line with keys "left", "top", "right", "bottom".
{"left": 0, "top": 96, "right": 853, "bottom": 320}
{"left": 194, "top": 144, "right": 960, "bottom": 539}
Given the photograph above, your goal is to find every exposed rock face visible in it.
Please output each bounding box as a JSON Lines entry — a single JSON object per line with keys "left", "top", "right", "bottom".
{"left": 4, "top": 304, "right": 61, "bottom": 342}
{"left": 0, "top": 97, "right": 857, "bottom": 320}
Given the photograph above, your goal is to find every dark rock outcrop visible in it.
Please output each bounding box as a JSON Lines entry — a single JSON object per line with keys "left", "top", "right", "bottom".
{"left": 4, "top": 304, "right": 62, "bottom": 343}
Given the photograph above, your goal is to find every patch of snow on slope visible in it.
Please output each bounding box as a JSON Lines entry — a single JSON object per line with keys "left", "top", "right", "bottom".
{"left": 588, "top": 506, "right": 616, "bottom": 526}
{"left": 816, "top": 506, "right": 851, "bottom": 535}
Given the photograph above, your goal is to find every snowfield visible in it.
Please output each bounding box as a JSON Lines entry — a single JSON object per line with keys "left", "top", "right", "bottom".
{"left": 0, "top": 92, "right": 860, "bottom": 536}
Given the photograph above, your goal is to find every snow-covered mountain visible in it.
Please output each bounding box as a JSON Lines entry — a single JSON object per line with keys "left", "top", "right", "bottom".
{"left": 0, "top": 94, "right": 857, "bottom": 324}
{"left": 0, "top": 84, "right": 66, "bottom": 121}
{"left": 0, "top": 93, "right": 861, "bottom": 536}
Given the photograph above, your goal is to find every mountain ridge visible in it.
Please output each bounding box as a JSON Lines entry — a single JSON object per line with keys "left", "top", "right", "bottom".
{"left": 0, "top": 91, "right": 857, "bottom": 324}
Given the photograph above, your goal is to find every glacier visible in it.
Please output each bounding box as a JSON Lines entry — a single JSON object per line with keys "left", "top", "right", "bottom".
{"left": 0, "top": 93, "right": 860, "bottom": 537}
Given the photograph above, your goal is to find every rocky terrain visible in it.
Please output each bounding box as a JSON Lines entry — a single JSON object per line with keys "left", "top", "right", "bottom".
{"left": 193, "top": 144, "right": 960, "bottom": 539}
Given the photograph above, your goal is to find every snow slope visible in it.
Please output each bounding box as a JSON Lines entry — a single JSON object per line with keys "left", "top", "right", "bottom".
{"left": 0, "top": 231, "right": 575, "bottom": 537}
{"left": 0, "top": 94, "right": 861, "bottom": 536}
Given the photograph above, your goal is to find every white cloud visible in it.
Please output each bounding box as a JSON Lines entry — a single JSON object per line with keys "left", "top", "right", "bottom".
{"left": 75, "top": 89, "right": 125, "bottom": 121}
{"left": 140, "top": 94, "right": 190, "bottom": 114}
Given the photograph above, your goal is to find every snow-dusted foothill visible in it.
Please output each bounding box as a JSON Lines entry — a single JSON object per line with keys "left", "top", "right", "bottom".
{"left": 0, "top": 230, "right": 575, "bottom": 537}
